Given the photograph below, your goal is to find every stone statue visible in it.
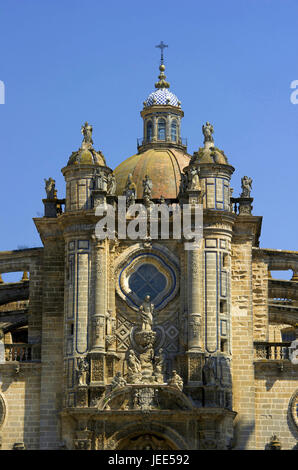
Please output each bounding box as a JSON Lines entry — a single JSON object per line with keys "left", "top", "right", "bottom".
{"left": 202, "top": 122, "right": 214, "bottom": 144}
{"left": 154, "top": 348, "right": 167, "bottom": 383}
{"left": 240, "top": 176, "right": 252, "bottom": 198}
{"left": 202, "top": 355, "right": 216, "bottom": 386}
{"left": 168, "top": 370, "right": 183, "bottom": 391}
{"left": 81, "top": 121, "right": 93, "bottom": 145}
{"left": 139, "top": 295, "right": 155, "bottom": 331}
{"left": 142, "top": 175, "right": 152, "bottom": 199}
{"left": 126, "top": 349, "right": 142, "bottom": 383}
{"left": 44, "top": 178, "right": 56, "bottom": 199}
{"left": 76, "top": 357, "right": 89, "bottom": 386}
{"left": 187, "top": 167, "right": 201, "bottom": 191}
{"left": 127, "top": 349, "right": 141, "bottom": 373}
{"left": 111, "top": 371, "right": 126, "bottom": 389}
{"left": 93, "top": 169, "right": 108, "bottom": 192}
{"left": 123, "top": 173, "right": 136, "bottom": 206}
{"left": 107, "top": 173, "right": 116, "bottom": 195}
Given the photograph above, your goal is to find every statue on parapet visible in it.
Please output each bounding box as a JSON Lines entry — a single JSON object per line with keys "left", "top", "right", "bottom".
{"left": 187, "top": 166, "right": 201, "bottom": 191}
{"left": 44, "top": 177, "right": 56, "bottom": 199}
{"left": 123, "top": 173, "right": 136, "bottom": 206}
{"left": 107, "top": 173, "right": 116, "bottom": 195}
{"left": 142, "top": 175, "right": 153, "bottom": 199}
{"left": 240, "top": 176, "right": 252, "bottom": 198}
{"left": 93, "top": 168, "right": 108, "bottom": 192}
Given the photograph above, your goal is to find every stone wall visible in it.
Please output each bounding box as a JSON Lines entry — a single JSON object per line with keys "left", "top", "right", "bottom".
{"left": 231, "top": 238, "right": 256, "bottom": 449}
{"left": 0, "top": 364, "right": 41, "bottom": 450}
{"left": 255, "top": 364, "right": 298, "bottom": 449}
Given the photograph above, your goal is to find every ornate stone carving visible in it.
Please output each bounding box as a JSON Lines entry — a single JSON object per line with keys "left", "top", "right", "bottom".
{"left": 202, "top": 355, "right": 216, "bottom": 386}
{"left": 76, "top": 357, "right": 89, "bottom": 386}
{"left": 91, "top": 356, "right": 104, "bottom": 382}
{"left": 133, "top": 387, "right": 157, "bottom": 410}
{"left": 74, "top": 439, "right": 92, "bottom": 450}
{"left": 111, "top": 372, "right": 127, "bottom": 390}
{"left": 76, "top": 387, "right": 88, "bottom": 407}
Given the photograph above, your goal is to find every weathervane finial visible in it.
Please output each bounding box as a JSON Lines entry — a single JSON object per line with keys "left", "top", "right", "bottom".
{"left": 155, "top": 41, "right": 168, "bottom": 65}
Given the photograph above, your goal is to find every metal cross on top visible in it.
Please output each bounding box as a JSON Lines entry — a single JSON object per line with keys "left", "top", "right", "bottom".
{"left": 155, "top": 41, "right": 168, "bottom": 65}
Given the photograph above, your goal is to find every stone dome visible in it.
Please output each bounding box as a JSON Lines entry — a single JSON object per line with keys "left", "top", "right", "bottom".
{"left": 191, "top": 145, "right": 229, "bottom": 165}
{"left": 114, "top": 148, "right": 191, "bottom": 199}
{"left": 67, "top": 145, "right": 106, "bottom": 167}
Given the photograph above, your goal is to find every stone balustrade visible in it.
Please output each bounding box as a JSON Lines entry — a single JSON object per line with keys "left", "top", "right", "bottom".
{"left": 254, "top": 342, "right": 291, "bottom": 361}
{"left": 4, "top": 343, "right": 41, "bottom": 362}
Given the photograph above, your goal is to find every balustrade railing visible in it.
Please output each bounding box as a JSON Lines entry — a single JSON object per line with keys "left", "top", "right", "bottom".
{"left": 254, "top": 342, "right": 291, "bottom": 360}
{"left": 4, "top": 343, "right": 41, "bottom": 362}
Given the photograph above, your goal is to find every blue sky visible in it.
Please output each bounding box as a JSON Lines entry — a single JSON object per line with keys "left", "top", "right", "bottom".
{"left": 0, "top": 0, "right": 297, "bottom": 261}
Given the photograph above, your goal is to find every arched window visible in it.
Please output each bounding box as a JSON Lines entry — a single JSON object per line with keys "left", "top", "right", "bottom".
{"left": 146, "top": 120, "right": 153, "bottom": 142}
{"left": 171, "top": 120, "right": 177, "bottom": 142}
{"left": 158, "top": 118, "right": 166, "bottom": 140}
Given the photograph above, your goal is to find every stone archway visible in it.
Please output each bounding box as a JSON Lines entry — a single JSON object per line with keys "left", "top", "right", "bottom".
{"left": 116, "top": 432, "right": 177, "bottom": 450}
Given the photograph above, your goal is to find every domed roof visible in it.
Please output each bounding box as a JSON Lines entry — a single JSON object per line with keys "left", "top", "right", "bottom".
{"left": 144, "top": 88, "right": 180, "bottom": 107}
{"left": 191, "top": 146, "right": 229, "bottom": 165}
{"left": 114, "top": 148, "right": 191, "bottom": 199}
{"left": 67, "top": 146, "right": 106, "bottom": 167}
{"left": 143, "top": 63, "right": 181, "bottom": 108}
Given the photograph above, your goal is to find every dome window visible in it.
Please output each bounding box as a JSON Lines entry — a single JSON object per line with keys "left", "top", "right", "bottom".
{"left": 171, "top": 120, "right": 177, "bottom": 142}
{"left": 158, "top": 118, "right": 166, "bottom": 140}
{"left": 146, "top": 120, "right": 153, "bottom": 142}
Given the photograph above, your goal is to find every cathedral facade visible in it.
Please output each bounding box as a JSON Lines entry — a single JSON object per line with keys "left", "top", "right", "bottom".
{"left": 0, "top": 56, "right": 297, "bottom": 451}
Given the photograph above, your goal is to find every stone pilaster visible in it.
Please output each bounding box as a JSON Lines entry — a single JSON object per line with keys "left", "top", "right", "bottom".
{"left": 91, "top": 238, "right": 107, "bottom": 352}
{"left": 187, "top": 247, "right": 202, "bottom": 352}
